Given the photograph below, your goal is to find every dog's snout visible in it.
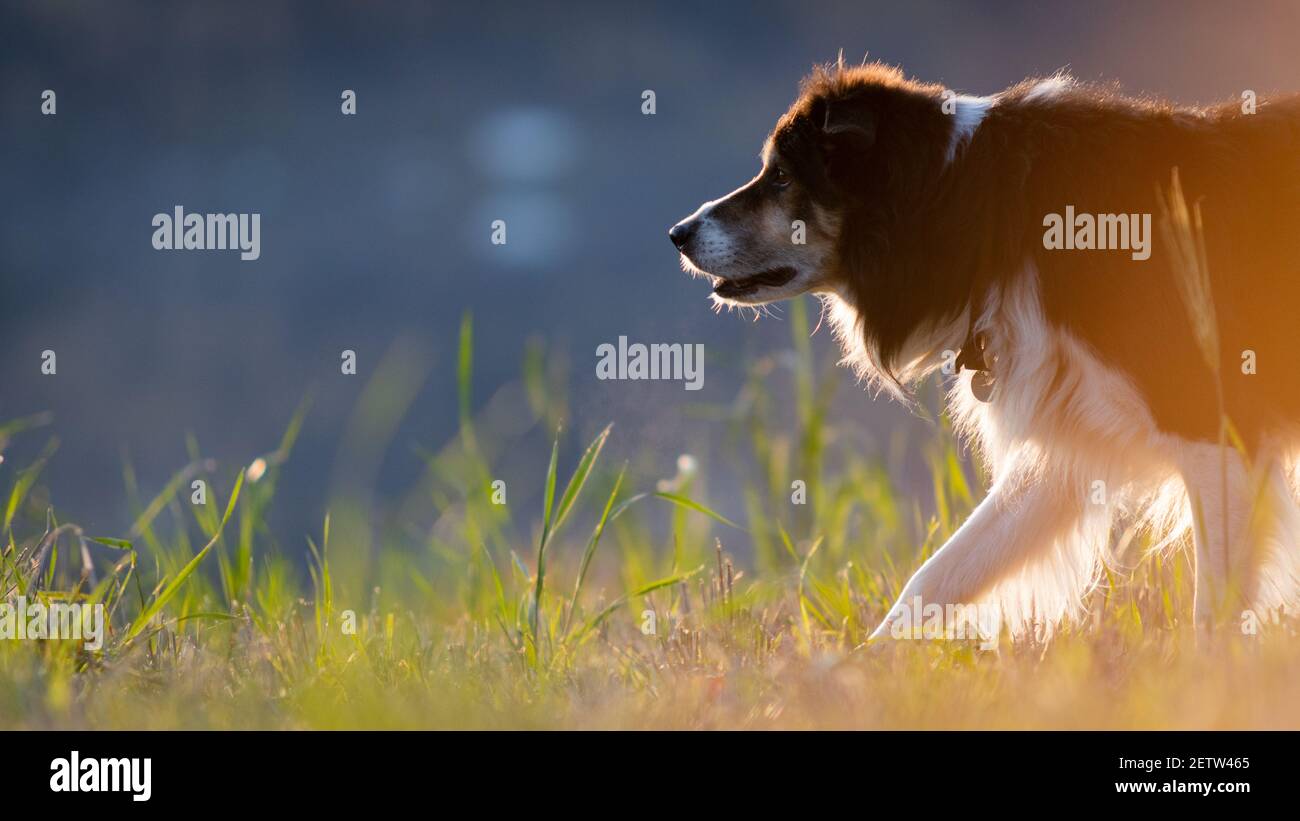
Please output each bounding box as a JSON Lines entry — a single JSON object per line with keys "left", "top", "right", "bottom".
{"left": 669, "top": 220, "right": 696, "bottom": 251}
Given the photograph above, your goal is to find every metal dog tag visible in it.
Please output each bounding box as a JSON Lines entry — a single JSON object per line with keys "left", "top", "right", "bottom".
{"left": 971, "top": 370, "right": 995, "bottom": 403}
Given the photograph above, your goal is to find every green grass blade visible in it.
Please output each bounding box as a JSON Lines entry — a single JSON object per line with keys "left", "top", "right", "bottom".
{"left": 0, "top": 411, "right": 53, "bottom": 439}
{"left": 530, "top": 434, "right": 561, "bottom": 639}
{"left": 651, "top": 492, "right": 742, "bottom": 530}
{"left": 128, "top": 458, "right": 213, "bottom": 540}
{"left": 565, "top": 462, "right": 626, "bottom": 634}
{"left": 90, "top": 537, "right": 133, "bottom": 551}
{"left": 126, "top": 470, "right": 245, "bottom": 641}
{"left": 4, "top": 438, "right": 58, "bottom": 535}
{"left": 550, "top": 423, "right": 612, "bottom": 542}
{"left": 530, "top": 423, "right": 611, "bottom": 645}
{"left": 573, "top": 567, "right": 703, "bottom": 644}
{"left": 458, "top": 311, "right": 476, "bottom": 450}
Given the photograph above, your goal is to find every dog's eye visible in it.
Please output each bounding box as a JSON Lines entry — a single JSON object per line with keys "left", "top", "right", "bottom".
{"left": 771, "top": 167, "right": 791, "bottom": 189}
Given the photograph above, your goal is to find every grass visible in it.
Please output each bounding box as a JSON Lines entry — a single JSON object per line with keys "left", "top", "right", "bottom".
{"left": 2, "top": 299, "right": 1299, "bottom": 730}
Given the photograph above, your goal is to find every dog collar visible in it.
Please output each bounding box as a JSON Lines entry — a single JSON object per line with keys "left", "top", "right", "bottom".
{"left": 956, "top": 329, "right": 995, "bottom": 402}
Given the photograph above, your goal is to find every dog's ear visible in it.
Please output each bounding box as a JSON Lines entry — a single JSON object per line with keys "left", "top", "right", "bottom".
{"left": 817, "top": 96, "right": 876, "bottom": 179}
{"left": 821, "top": 96, "right": 876, "bottom": 148}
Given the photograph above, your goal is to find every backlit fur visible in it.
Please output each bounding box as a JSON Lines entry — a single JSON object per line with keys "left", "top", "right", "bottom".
{"left": 671, "top": 59, "right": 1300, "bottom": 641}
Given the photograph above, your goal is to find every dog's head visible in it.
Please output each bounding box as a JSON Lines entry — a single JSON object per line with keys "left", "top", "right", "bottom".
{"left": 670, "top": 62, "right": 956, "bottom": 310}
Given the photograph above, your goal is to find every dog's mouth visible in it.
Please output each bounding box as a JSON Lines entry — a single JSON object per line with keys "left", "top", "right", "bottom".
{"left": 711, "top": 266, "right": 798, "bottom": 299}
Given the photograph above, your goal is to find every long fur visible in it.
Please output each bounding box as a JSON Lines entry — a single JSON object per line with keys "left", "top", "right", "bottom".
{"left": 795, "top": 63, "right": 1300, "bottom": 638}
{"left": 679, "top": 60, "right": 1300, "bottom": 639}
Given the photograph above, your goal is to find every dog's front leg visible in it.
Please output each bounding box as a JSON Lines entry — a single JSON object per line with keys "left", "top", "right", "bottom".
{"left": 868, "top": 465, "right": 1084, "bottom": 642}
{"left": 1178, "top": 441, "right": 1255, "bottom": 629}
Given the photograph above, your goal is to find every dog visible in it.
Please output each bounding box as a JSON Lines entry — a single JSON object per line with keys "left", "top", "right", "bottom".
{"left": 670, "top": 59, "right": 1300, "bottom": 641}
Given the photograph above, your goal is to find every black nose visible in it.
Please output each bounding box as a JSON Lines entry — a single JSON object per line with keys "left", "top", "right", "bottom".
{"left": 669, "top": 220, "right": 696, "bottom": 251}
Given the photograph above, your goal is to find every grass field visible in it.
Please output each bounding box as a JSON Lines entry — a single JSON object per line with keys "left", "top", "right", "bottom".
{"left": 2, "top": 299, "right": 1298, "bottom": 731}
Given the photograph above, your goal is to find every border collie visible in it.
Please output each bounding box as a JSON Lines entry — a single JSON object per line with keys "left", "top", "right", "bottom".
{"left": 670, "top": 60, "right": 1300, "bottom": 641}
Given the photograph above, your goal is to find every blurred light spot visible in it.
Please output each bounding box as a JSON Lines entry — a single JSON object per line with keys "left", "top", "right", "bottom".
{"left": 246, "top": 457, "right": 268, "bottom": 482}
{"left": 656, "top": 453, "right": 698, "bottom": 492}
{"left": 469, "top": 107, "right": 578, "bottom": 183}
{"left": 473, "top": 191, "right": 575, "bottom": 267}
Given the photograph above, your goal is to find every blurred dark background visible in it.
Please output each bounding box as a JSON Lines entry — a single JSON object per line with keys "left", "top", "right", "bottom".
{"left": 3, "top": 0, "right": 1299, "bottom": 552}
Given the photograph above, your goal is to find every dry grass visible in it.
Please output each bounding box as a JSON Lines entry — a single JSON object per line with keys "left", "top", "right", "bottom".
{"left": 3, "top": 301, "right": 1299, "bottom": 730}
